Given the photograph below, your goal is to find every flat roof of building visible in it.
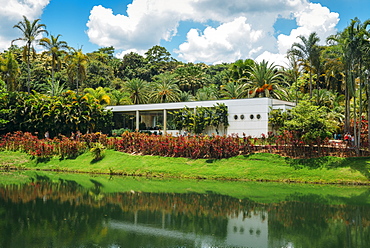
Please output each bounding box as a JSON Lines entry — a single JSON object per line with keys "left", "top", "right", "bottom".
{"left": 106, "top": 97, "right": 295, "bottom": 112}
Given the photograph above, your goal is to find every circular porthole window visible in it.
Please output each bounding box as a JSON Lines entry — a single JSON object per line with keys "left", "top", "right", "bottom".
{"left": 234, "top": 114, "right": 238, "bottom": 120}
{"left": 240, "top": 114, "right": 245, "bottom": 120}
{"left": 250, "top": 114, "right": 254, "bottom": 119}
{"left": 257, "top": 114, "right": 261, "bottom": 119}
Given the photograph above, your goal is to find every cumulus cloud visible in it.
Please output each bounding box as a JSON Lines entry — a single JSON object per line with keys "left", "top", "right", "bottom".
{"left": 86, "top": 1, "right": 191, "bottom": 50}
{"left": 175, "top": 17, "right": 269, "bottom": 64}
{"left": 0, "top": 0, "right": 50, "bottom": 50}
{"left": 86, "top": 0, "right": 339, "bottom": 65}
{"left": 261, "top": 2, "right": 339, "bottom": 65}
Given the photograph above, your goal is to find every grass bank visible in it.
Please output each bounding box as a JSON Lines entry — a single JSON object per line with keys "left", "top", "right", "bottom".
{"left": 1, "top": 170, "right": 369, "bottom": 205}
{"left": 1, "top": 150, "right": 370, "bottom": 185}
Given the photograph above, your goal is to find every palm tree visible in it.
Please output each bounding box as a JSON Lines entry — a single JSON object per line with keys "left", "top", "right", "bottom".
{"left": 246, "top": 60, "right": 288, "bottom": 99}
{"left": 282, "top": 54, "right": 302, "bottom": 104}
{"left": 327, "top": 18, "right": 370, "bottom": 143}
{"left": 40, "top": 34, "right": 68, "bottom": 96}
{"left": 178, "top": 91, "right": 194, "bottom": 102}
{"left": 229, "top": 59, "right": 254, "bottom": 81}
{"left": 123, "top": 78, "right": 150, "bottom": 104}
{"left": 66, "top": 48, "right": 88, "bottom": 95}
{"left": 220, "top": 82, "right": 247, "bottom": 99}
{"left": 13, "top": 16, "right": 48, "bottom": 93}
{"left": 195, "top": 85, "right": 219, "bottom": 101}
{"left": 289, "top": 32, "right": 321, "bottom": 99}
{"left": 150, "top": 73, "right": 180, "bottom": 103}
{"left": 0, "top": 51, "right": 20, "bottom": 91}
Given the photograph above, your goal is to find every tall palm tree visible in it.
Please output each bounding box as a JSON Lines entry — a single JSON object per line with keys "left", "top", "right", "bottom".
{"left": 289, "top": 32, "right": 321, "bottom": 99}
{"left": 66, "top": 48, "right": 88, "bottom": 95}
{"left": 150, "top": 73, "right": 180, "bottom": 103}
{"left": 40, "top": 34, "right": 68, "bottom": 96}
{"left": 13, "top": 16, "right": 48, "bottom": 93}
{"left": 282, "top": 54, "right": 302, "bottom": 104}
{"left": 246, "top": 60, "right": 288, "bottom": 99}
{"left": 123, "top": 78, "right": 150, "bottom": 104}
{"left": 327, "top": 18, "right": 370, "bottom": 140}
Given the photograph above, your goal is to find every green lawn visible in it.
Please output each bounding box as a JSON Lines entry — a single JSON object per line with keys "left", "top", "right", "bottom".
{"left": 1, "top": 150, "right": 370, "bottom": 185}
{"left": 1, "top": 169, "right": 369, "bottom": 205}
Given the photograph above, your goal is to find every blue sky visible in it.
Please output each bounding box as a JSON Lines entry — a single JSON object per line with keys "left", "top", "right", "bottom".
{"left": 1, "top": 0, "right": 369, "bottom": 65}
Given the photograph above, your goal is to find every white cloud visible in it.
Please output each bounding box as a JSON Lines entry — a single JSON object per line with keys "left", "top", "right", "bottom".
{"left": 267, "top": 2, "right": 339, "bottom": 65}
{"left": 86, "top": 0, "right": 340, "bottom": 65}
{"left": 175, "top": 17, "right": 269, "bottom": 64}
{"left": 86, "top": 1, "right": 190, "bottom": 50}
{"left": 0, "top": 0, "right": 50, "bottom": 50}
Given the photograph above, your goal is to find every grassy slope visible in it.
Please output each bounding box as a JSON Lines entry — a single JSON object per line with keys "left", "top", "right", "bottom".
{"left": 1, "top": 170, "right": 369, "bottom": 205}
{"left": 1, "top": 150, "right": 370, "bottom": 184}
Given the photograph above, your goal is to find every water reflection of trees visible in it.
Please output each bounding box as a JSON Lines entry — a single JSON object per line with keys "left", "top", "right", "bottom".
{"left": 0, "top": 177, "right": 369, "bottom": 248}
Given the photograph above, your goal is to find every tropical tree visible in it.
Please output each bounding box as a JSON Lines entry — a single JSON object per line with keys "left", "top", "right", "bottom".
{"left": 245, "top": 60, "right": 288, "bottom": 99}
{"left": 220, "top": 81, "right": 247, "bottom": 99}
{"left": 327, "top": 18, "right": 370, "bottom": 147}
{"left": 13, "top": 16, "right": 48, "bottom": 93}
{"left": 0, "top": 51, "right": 20, "bottom": 91}
{"left": 289, "top": 32, "right": 321, "bottom": 99}
{"left": 283, "top": 100, "right": 337, "bottom": 143}
{"left": 282, "top": 54, "right": 302, "bottom": 103}
{"left": 175, "top": 64, "right": 206, "bottom": 94}
{"left": 144, "top": 45, "right": 177, "bottom": 76}
{"left": 119, "top": 52, "right": 150, "bottom": 80}
{"left": 178, "top": 91, "right": 194, "bottom": 102}
{"left": 44, "top": 79, "right": 66, "bottom": 96}
{"left": 229, "top": 59, "right": 254, "bottom": 81}
{"left": 123, "top": 78, "right": 150, "bottom": 104}
{"left": 39, "top": 34, "right": 68, "bottom": 96}
{"left": 66, "top": 48, "right": 88, "bottom": 95}
{"left": 84, "top": 87, "right": 111, "bottom": 105}
{"left": 195, "top": 85, "right": 219, "bottom": 101}
{"left": 109, "top": 90, "right": 132, "bottom": 105}
{"left": 150, "top": 73, "right": 180, "bottom": 103}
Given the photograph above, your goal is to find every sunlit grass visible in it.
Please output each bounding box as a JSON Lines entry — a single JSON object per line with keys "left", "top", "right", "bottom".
{"left": 1, "top": 150, "right": 369, "bottom": 185}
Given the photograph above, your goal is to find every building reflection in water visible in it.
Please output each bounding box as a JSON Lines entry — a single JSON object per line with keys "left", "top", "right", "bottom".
{"left": 0, "top": 174, "right": 369, "bottom": 248}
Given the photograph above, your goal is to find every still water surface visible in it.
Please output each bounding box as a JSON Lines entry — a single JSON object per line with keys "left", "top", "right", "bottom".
{"left": 0, "top": 171, "right": 369, "bottom": 248}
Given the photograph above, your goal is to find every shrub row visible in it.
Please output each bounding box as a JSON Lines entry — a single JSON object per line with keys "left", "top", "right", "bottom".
{"left": 114, "top": 132, "right": 240, "bottom": 159}
{"left": 0, "top": 132, "right": 87, "bottom": 159}
{"left": 1, "top": 131, "right": 369, "bottom": 160}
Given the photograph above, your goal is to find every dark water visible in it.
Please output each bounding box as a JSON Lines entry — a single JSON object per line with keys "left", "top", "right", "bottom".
{"left": 0, "top": 172, "right": 369, "bottom": 248}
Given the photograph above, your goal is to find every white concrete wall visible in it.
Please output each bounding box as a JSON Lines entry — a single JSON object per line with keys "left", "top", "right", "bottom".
{"left": 226, "top": 98, "right": 270, "bottom": 137}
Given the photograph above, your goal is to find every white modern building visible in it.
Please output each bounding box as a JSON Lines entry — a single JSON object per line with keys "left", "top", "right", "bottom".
{"left": 107, "top": 98, "right": 295, "bottom": 137}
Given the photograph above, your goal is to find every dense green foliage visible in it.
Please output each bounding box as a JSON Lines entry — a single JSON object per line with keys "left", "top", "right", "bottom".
{"left": 171, "top": 103, "right": 228, "bottom": 134}
{"left": 0, "top": 91, "right": 112, "bottom": 137}
{"left": 269, "top": 100, "right": 338, "bottom": 142}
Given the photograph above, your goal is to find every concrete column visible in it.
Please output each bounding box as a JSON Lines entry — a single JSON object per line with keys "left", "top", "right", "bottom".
{"left": 163, "top": 109, "right": 167, "bottom": 134}
{"left": 136, "top": 110, "right": 139, "bottom": 131}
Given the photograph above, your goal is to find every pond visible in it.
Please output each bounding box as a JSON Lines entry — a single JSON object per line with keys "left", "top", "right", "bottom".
{"left": 0, "top": 171, "right": 369, "bottom": 248}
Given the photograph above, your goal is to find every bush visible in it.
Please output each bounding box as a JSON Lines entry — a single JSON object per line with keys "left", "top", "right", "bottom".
{"left": 90, "top": 142, "right": 105, "bottom": 161}
{"left": 111, "top": 128, "right": 132, "bottom": 137}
